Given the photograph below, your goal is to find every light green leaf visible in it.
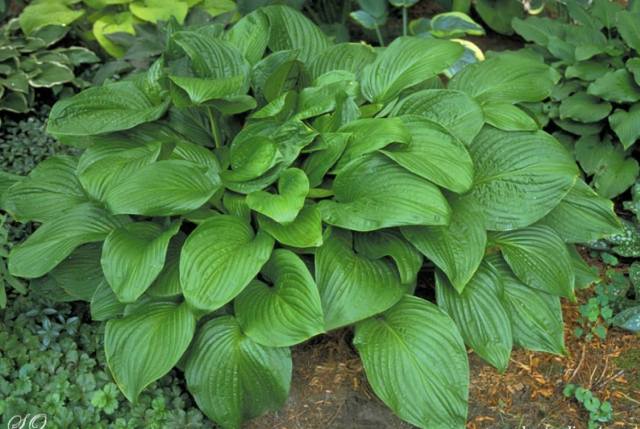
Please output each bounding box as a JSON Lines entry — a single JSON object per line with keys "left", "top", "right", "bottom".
{"left": 593, "top": 150, "right": 640, "bottom": 199}
{"left": 130, "top": 0, "right": 188, "bottom": 24}
{"left": 226, "top": 9, "right": 269, "bottom": 65}
{"left": 180, "top": 215, "right": 274, "bottom": 315}
{"left": 93, "top": 12, "right": 136, "bottom": 58}
{"left": 574, "top": 134, "right": 612, "bottom": 174}
{"left": 587, "top": 69, "right": 640, "bottom": 103}
{"left": 487, "top": 252, "right": 567, "bottom": 355}
{"left": 171, "top": 140, "right": 221, "bottom": 172}
{"left": 609, "top": 104, "right": 640, "bottom": 150}
{"left": 537, "top": 180, "right": 622, "bottom": 243}
{"left": 469, "top": 126, "right": 578, "bottom": 231}
{"left": 354, "top": 229, "right": 423, "bottom": 285}
{"left": 47, "top": 82, "right": 170, "bottom": 136}
{"left": 169, "top": 75, "right": 246, "bottom": 105}
{"left": 353, "top": 295, "right": 468, "bottom": 429}
{"left": 101, "top": 222, "right": 180, "bottom": 303}
{"left": 263, "top": 5, "right": 331, "bottom": 64}
{"left": 617, "top": 10, "right": 640, "bottom": 52}
{"left": 559, "top": 91, "right": 612, "bottom": 123}
{"left": 390, "top": 89, "right": 483, "bottom": 145}
{"left": 185, "top": 316, "right": 291, "bottom": 429}
{"left": 349, "top": 10, "right": 378, "bottom": 30}
{"left": 19, "top": 2, "right": 84, "bottom": 36}
{"left": 381, "top": 116, "right": 473, "bottom": 193}
{"left": 258, "top": 204, "right": 323, "bottom": 248}
{"left": 2, "top": 156, "right": 86, "bottom": 223}
{"left": 235, "top": 249, "right": 325, "bottom": 347}
{"left": 106, "top": 302, "right": 196, "bottom": 402}
{"left": 315, "top": 228, "right": 406, "bottom": 331}
{"left": 489, "top": 225, "right": 575, "bottom": 299}
{"left": 105, "top": 160, "right": 221, "bottom": 216}
{"left": 246, "top": 168, "right": 308, "bottom": 224}
{"left": 309, "top": 43, "right": 377, "bottom": 81}
{"left": 9, "top": 203, "right": 130, "bottom": 278}
{"left": 482, "top": 102, "right": 539, "bottom": 131}
{"left": 362, "top": 36, "right": 464, "bottom": 104}
{"left": 449, "top": 55, "right": 561, "bottom": 104}
{"left": 402, "top": 195, "right": 486, "bottom": 293}
{"left": 436, "top": 262, "right": 512, "bottom": 372}
{"left": 332, "top": 117, "right": 412, "bottom": 173}
{"left": 223, "top": 135, "right": 281, "bottom": 183}
{"left": 319, "top": 154, "right": 450, "bottom": 231}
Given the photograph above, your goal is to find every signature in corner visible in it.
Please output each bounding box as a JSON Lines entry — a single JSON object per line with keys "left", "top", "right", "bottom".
{"left": 7, "top": 414, "right": 47, "bottom": 429}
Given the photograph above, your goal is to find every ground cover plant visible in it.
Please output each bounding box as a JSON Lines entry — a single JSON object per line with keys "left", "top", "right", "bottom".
{"left": 1, "top": 4, "right": 624, "bottom": 429}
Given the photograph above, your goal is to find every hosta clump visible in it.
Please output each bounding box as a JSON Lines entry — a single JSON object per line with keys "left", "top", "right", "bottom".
{"left": 1, "top": 5, "right": 623, "bottom": 429}
{"left": 512, "top": 1, "right": 640, "bottom": 198}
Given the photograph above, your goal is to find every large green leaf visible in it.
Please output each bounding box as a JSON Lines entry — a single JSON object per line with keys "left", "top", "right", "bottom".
{"left": 263, "top": 5, "right": 331, "bottom": 64}
{"left": 353, "top": 295, "right": 468, "bottom": 429}
{"left": 469, "top": 126, "right": 578, "bottom": 231}
{"left": 246, "top": 168, "right": 308, "bottom": 224}
{"left": 390, "top": 89, "right": 484, "bottom": 145}
{"left": 569, "top": 244, "right": 601, "bottom": 290}
{"left": 481, "top": 102, "right": 538, "bottom": 131}
{"left": 91, "top": 281, "right": 126, "bottom": 321}
{"left": 301, "top": 133, "right": 349, "bottom": 187}
{"left": 47, "top": 82, "right": 170, "bottom": 136}
{"left": 319, "top": 154, "right": 450, "bottom": 231}
{"left": 19, "top": 2, "right": 84, "bottom": 36}
{"left": 315, "top": 228, "right": 406, "bottom": 330}
{"left": 101, "top": 222, "right": 180, "bottom": 303}
{"left": 559, "top": 91, "right": 612, "bottom": 123}
{"left": 105, "top": 302, "right": 196, "bottom": 402}
{"left": 9, "top": 203, "right": 130, "bottom": 278}
{"left": 77, "top": 141, "right": 162, "bottom": 202}
{"left": 537, "top": 180, "right": 622, "bottom": 243}
{"left": 402, "top": 195, "right": 486, "bottom": 293}
{"left": 617, "top": 10, "right": 640, "bottom": 52}
{"left": 361, "top": 36, "right": 464, "bottom": 104}
{"left": 511, "top": 16, "right": 565, "bottom": 46}
{"left": 489, "top": 225, "right": 575, "bottom": 299}
{"left": 180, "top": 215, "right": 274, "bottom": 315}
{"left": 48, "top": 243, "right": 106, "bottom": 301}
{"left": 332, "top": 117, "right": 411, "bottom": 173}
{"left": 609, "top": 104, "right": 640, "bottom": 150}
{"left": 381, "top": 116, "right": 473, "bottom": 193}
{"left": 226, "top": 9, "right": 269, "bottom": 65}
{"left": 146, "top": 232, "right": 187, "bottom": 299}
{"left": 309, "top": 43, "right": 377, "bottom": 81}
{"left": 257, "top": 204, "right": 323, "bottom": 248}
{"left": 2, "top": 156, "right": 86, "bottom": 223}
{"left": 475, "top": 0, "right": 523, "bottom": 35}
{"left": 235, "top": 249, "right": 324, "bottom": 347}
{"left": 436, "top": 262, "right": 512, "bottom": 372}
{"left": 354, "top": 229, "right": 423, "bottom": 285}
{"left": 487, "top": 253, "right": 567, "bottom": 355}
{"left": 587, "top": 69, "right": 640, "bottom": 103}
{"left": 185, "top": 316, "right": 292, "bottom": 429}
{"left": 449, "top": 55, "right": 561, "bottom": 104}
{"left": 105, "top": 160, "right": 221, "bottom": 216}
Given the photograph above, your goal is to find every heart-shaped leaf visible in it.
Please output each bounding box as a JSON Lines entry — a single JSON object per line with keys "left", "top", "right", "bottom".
{"left": 354, "top": 295, "right": 469, "bottom": 429}
{"left": 609, "top": 104, "right": 640, "bottom": 150}
{"left": 185, "top": 316, "right": 292, "bottom": 429}
{"left": 315, "top": 227, "right": 406, "bottom": 330}
{"left": 101, "top": 221, "right": 181, "bottom": 303}
{"left": 319, "top": 154, "right": 451, "bottom": 231}
{"left": 246, "top": 168, "right": 309, "bottom": 224}
{"left": 105, "top": 301, "right": 196, "bottom": 402}
{"left": 235, "top": 249, "right": 325, "bottom": 346}
{"left": 180, "top": 215, "right": 274, "bottom": 315}
{"left": 258, "top": 203, "right": 323, "bottom": 248}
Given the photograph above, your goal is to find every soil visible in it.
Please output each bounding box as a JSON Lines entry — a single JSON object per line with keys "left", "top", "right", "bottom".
{"left": 247, "top": 248, "right": 640, "bottom": 429}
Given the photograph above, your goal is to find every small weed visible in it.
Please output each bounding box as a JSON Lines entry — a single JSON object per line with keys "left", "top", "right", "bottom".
{"left": 563, "top": 384, "right": 613, "bottom": 429}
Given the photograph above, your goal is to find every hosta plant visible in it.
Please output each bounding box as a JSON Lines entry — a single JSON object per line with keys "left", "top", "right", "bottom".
{"left": 0, "top": 4, "right": 99, "bottom": 123}
{"left": 1, "top": 5, "right": 623, "bottom": 429}
{"left": 512, "top": 0, "right": 640, "bottom": 199}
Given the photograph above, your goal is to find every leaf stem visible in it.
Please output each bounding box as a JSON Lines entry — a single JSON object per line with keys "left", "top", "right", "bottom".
{"left": 374, "top": 25, "right": 385, "bottom": 47}
{"left": 206, "top": 107, "right": 222, "bottom": 149}
{"left": 402, "top": 7, "right": 407, "bottom": 36}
